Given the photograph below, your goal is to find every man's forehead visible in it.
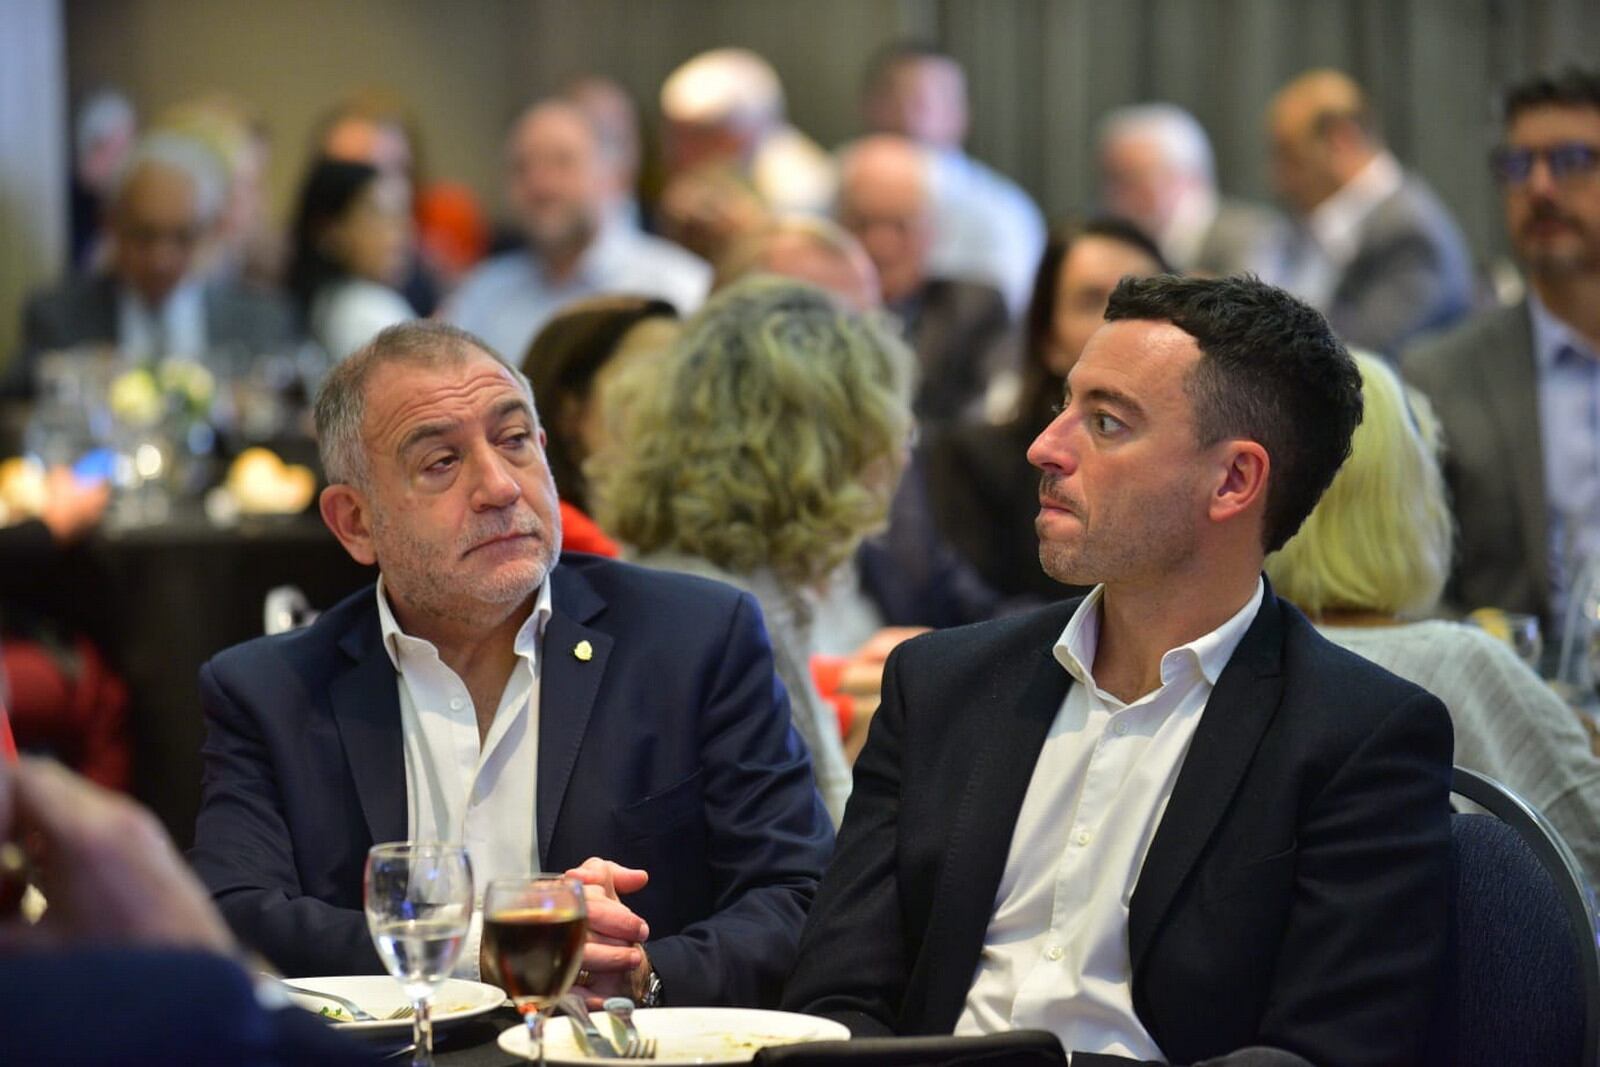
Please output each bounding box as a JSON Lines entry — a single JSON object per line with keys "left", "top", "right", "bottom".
{"left": 364, "top": 356, "right": 530, "bottom": 438}
{"left": 1072, "top": 319, "right": 1200, "bottom": 393}
{"left": 1508, "top": 104, "right": 1600, "bottom": 141}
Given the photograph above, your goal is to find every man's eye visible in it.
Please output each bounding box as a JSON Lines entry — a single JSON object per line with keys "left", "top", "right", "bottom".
{"left": 1091, "top": 412, "right": 1125, "bottom": 435}
{"left": 501, "top": 431, "right": 531, "bottom": 449}
{"left": 424, "top": 454, "right": 458, "bottom": 473}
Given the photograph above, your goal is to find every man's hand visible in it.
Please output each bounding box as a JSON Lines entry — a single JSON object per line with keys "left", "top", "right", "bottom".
{"left": 0, "top": 757, "right": 235, "bottom": 955}
{"left": 37, "top": 468, "right": 110, "bottom": 545}
{"left": 565, "top": 856, "right": 653, "bottom": 1005}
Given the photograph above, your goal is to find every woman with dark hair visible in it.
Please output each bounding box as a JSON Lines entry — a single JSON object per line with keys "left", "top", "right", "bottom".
{"left": 285, "top": 159, "right": 414, "bottom": 361}
{"left": 925, "top": 217, "right": 1172, "bottom": 601}
{"left": 519, "top": 295, "right": 681, "bottom": 555}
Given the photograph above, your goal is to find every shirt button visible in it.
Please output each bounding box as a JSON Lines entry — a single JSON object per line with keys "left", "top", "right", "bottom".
{"left": 450, "top": 698, "right": 464, "bottom": 711}
{"left": 1112, "top": 721, "right": 1129, "bottom": 736}
{"left": 1075, "top": 829, "right": 1092, "bottom": 847}
{"left": 1044, "top": 944, "right": 1064, "bottom": 961}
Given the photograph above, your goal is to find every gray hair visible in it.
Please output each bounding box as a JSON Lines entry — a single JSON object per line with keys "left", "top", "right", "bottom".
{"left": 1097, "top": 103, "right": 1217, "bottom": 187}
{"left": 314, "top": 320, "right": 536, "bottom": 488}
{"left": 112, "top": 130, "right": 228, "bottom": 226}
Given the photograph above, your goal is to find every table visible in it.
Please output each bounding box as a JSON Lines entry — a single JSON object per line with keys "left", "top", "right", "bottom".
{"left": 72, "top": 509, "right": 373, "bottom": 847}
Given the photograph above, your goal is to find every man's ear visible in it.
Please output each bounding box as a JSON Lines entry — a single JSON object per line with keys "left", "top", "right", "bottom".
{"left": 1208, "top": 439, "right": 1270, "bottom": 528}
{"left": 319, "top": 483, "right": 378, "bottom": 566}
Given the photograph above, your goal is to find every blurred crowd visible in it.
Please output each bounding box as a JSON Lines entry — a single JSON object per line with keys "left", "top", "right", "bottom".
{"left": 6, "top": 43, "right": 1600, "bottom": 890}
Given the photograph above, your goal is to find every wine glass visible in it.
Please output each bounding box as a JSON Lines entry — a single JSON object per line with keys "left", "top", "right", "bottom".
{"left": 364, "top": 842, "right": 474, "bottom": 1067}
{"left": 483, "top": 875, "right": 589, "bottom": 1066}
{"left": 1503, "top": 612, "right": 1544, "bottom": 673}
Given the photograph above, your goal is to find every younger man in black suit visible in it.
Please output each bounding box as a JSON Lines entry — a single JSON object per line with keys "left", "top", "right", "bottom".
{"left": 784, "top": 275, "right": 1453, "bottom": 1065}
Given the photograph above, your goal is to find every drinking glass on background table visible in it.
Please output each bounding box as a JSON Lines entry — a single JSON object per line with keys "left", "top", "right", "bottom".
{"left": 483, "top": 875, "right": 589, "bottom": 1066}
{"left": 364, "top": 842, "right": 474, "bottom": 1067}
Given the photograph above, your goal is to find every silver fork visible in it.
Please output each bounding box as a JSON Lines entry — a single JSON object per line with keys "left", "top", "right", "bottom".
{"left": 602, "top": 997, "right": 657, "bottom": 1059}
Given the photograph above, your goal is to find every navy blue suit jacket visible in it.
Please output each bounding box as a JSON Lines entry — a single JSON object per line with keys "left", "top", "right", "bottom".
{"left": 190, "top": 554, "right": 833, "bottom": 1007}
{"left": 0, "top": 949, "right": 376, "bottom": 1065}
{"left": 784, "top": 585, "right": 1453, "bottom": 1066}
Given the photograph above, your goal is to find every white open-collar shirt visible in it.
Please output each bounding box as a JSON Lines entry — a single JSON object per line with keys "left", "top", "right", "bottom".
{"left": 956, "top": 578, "right": 1265, "bottom": 1060}
{"left": 376, "top": 575, "right": 552, "bottom": 978}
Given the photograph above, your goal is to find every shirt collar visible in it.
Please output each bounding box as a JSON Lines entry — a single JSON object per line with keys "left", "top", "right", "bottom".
{"left": 1308, "top": 150, "right": 1403, "bottom": 267}
{"left": 1054, "top": 577, "right": 1266, "bottom": 693}
{"left": 1528, "top": 289, "right": 1600, "bottom": 370}
{"left": 375, "top": 573, "right": 552, "bottom": 673}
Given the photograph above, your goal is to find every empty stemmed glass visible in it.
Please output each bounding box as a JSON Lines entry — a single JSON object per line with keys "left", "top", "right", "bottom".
{"left": 482, "top": 875, "right": 590, "bottom": 1066}
{"left": 364, "top": 842, "right": 475, "bottom": 1067}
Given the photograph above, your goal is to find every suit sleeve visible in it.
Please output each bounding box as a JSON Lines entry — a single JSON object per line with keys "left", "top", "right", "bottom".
{"left": 1254, "top": 688, "right": 1453, "bottom": 1066}
{"left": 1329, "top": 230, "right": 1461, "bottom": 356}
{"left": 779, "top": 641, "right": 914, "bottom": 1036}
{"left": 643, "top": 591, "right": 835, "bottom": 1008}
{"left": 190, "top": 661, "right": 382, "bottom": 977}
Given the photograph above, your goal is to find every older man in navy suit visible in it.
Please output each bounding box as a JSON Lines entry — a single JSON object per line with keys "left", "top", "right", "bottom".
{"left": 189, "top": 320, "right": 831, "bottom": 1008}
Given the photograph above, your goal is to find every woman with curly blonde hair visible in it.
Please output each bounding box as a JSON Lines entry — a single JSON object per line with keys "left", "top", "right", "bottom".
{"left": 590, "top": 275, "right": 913, "bottom": 823}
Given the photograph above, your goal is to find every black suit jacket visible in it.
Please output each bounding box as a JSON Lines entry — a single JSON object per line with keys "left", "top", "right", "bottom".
{"left": 783, "top": 585, "right": 1453, "bottom": 1066}
{"left": 190, "top": 554, "right": 833, "bottom": 1007}
{"left": 5, "top": 273, "right": 295, "bottom": 398}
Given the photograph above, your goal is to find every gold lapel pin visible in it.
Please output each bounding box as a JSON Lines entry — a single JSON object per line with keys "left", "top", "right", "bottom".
{"left": 574, "top": 640, "right": 594, "bottom": 662}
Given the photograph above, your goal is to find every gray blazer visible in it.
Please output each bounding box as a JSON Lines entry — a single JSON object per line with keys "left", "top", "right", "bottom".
{"left": 1401, "top": 301, "right": 1548, "bottom": 622}
{"left": 1191, "top": 198, "right": 1290, "bottom": 282}
{"left": 5, "top": 273, "right": 296, "bottom": 398}
{"left": 1325, "top": 173, "right": 1476, "bottom": 357}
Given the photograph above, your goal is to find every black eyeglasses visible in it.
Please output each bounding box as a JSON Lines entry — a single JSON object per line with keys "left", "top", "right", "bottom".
{"left": 1490, "top": 142, "right": 1600, "bottom": 185}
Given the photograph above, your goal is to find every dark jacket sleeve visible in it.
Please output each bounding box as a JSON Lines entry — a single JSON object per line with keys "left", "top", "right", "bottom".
{"left": 780, "top": 640, "right": 913, "bottom": 1036}
{"left": 190, "top": 660, "right": 383, "bottom": 977}
{"left": 644, "top": 590, "right": 836, "bottom": 1008}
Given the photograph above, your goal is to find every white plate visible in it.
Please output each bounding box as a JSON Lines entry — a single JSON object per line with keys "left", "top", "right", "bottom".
{"left": 497, "top": 1007, "right": 850, "bottom": 1064}
{"left": 283, "top": 975, "right": 506, "bottom": 1034}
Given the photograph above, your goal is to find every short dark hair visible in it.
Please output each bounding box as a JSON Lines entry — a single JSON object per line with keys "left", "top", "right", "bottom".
{"left": 1103, "top": 274, "right": 1363, "bottom": 553}
{"left": 1502, "top": 67, "right": 1600, "bottom": 125}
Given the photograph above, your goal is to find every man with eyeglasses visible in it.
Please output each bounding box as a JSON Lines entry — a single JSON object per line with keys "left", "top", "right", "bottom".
{"left": 5, "top": 131, "right": 294, "bottom": 400}
{"left": 1405, "top": 68, "right": 1600, "bottom": 634}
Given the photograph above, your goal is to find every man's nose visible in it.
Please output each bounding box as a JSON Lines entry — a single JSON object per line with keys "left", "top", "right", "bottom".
{"left": 1026, "top": 409, "right": 1081, "bottom": 475}
{"left": 468, "top": 447, "right": 522, "bottom": 510}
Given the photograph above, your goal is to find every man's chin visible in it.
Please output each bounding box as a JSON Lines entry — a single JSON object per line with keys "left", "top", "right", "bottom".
{"left": 1038, "top": 545, "right": 1093, "bottom": 587}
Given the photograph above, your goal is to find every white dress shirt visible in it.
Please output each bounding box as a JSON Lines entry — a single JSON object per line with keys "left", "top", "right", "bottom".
{"left": 376, "top": 576, "right": 552, "bottom": 978}
{"left": 955, "top": 579, "right": 1265, "bottom": 1059}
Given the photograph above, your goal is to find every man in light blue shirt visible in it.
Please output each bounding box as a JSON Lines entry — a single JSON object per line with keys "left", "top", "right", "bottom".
{"left": 1403, "top": 68, "right": 1600, "bottom": 629}
{"left": 859, "top": 43, "right": 1045, "bottom": 319}
{"left": 446, "top": 99, "right": 710, "bottom": 363}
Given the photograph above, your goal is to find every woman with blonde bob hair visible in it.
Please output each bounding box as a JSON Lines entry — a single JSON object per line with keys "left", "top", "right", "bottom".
{"left": 1268, "top": 352, "right": 1600, "bottom": 882}
{"left": 590, "top": 275, "right": 913, "bottom": 824}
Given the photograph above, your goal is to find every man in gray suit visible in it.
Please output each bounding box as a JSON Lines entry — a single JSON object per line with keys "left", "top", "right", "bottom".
{"left": 5, "top": 132, "right": 294, "bottom": 400}
{"left": 1403, "top": 68, "right": 1600, "bottom": 630}
{"left": 1270, "top": 70, "right": 1475, "bottom": 357}
{"left": 1098, "top": 103, "right": 1288, "bottom": 283}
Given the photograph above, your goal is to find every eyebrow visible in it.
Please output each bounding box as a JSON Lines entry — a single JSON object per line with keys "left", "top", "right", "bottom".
{"left": 1063, "top": 381, "right": 1146, "bottom": 420}
{"left": 395, "top": 397, "right": 535, "bottom": 459}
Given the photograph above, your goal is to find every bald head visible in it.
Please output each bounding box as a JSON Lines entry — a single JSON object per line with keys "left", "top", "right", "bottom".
{"left": 720, "top": 216, "right": 882, "bottom": 312}
{"left": 1269, "top": 69, "right": 1382, "bottom": 215}
{"left": 837, "top": 135, "right": 933, "bottom": 303}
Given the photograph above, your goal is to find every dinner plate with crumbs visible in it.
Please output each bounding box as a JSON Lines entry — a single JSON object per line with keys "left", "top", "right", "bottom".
{"left": 283, "top": 975, "right": 506, "bottom": 1034}
{"left": 498, "top": 1007, "right": 851, "bottom": 1064}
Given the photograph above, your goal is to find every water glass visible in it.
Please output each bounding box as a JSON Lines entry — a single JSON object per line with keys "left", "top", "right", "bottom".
{"left": 364, "top": 842, "right": 474, "bottom": 1066}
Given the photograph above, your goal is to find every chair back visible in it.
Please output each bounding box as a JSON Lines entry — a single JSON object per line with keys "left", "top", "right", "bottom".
{"left": 1425, "top": 766, "right": 1600, "bottom": 1066}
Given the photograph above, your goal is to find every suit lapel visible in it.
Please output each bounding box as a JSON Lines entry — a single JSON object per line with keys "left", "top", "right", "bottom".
{"left": 916, "top": 608, "right": 1074, "bottom": 1029}
{"left": 330, "top": 606, "right": 407, "bottom": 846}
{"left": 1474, "top": 302, "right": 1548, "bottom": 596}
{"left": 1128, "top": 589, "right": 1287, "bottom": 972}
{"left": 536, "top": 565, "right": 611, "bottom": 866}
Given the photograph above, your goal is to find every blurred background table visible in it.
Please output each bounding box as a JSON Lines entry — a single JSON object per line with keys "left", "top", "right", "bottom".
{"left": 69, "top": 507, "right": 371, "bottom": 847}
